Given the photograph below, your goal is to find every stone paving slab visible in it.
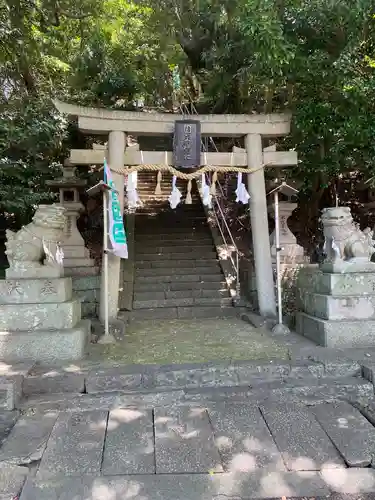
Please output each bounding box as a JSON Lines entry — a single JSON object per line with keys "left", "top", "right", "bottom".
{"left": 0, "top": 411, "right": 19, "bottom": 447}
{"left": 37, "top": 411, "right": 107, "bottom": 478}
{"left": 153, "top": 365, "right": 239, "bottom": 389}
{"left": 23, "top": 369, "right": 85, "bottom": 397}
{"left": 0, "top": 413, "right": 58, "bottom": 465}
{"left": 0, "top": 375, "right": 22, "bottom": 410}
{"left": 154, "top": 406, "right": 223, "bottom": 473}
{"left": 0, "top": 464, "right": 28, "bottom": 500}
{"left": 260, "top": 403, "right": 345, "bottom": 471}
{"left": 208, "top": 403, "right": 286, "bottom": 472}
{"left": 311, "top": 401, "right": 375, "bottom": 467}
{"left": 21, "top": 390, "right": 186, "bottom": 414}
{"left": 86, "top": 371, "right": 142, "bottom": 394}
{"left": 295, "top": 347, "right": 362, "bottom": 377}
{"left": 102, "top": 408, "right": 155, "bottom": 475}
{"left": 19, "top": 470, "right": 331, "bottom": 500}
{"left": 321, "top": 467, "right": 375, "bottom": 494}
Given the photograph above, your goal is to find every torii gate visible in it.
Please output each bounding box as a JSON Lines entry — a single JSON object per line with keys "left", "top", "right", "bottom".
{"left": 54, "top": 100, "right": 297, "bottom": 321}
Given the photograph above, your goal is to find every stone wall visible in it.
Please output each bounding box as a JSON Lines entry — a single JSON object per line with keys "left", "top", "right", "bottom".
{"left": 72, "top": 275, "right": 100, "bottom": 318}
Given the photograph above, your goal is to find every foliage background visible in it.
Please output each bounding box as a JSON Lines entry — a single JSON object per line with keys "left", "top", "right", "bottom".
{"left": 1, "top": 0, "right": 375, "bottom": 249}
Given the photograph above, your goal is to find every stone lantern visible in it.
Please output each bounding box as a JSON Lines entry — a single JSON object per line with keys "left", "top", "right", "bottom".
{"left": 47, "top": 164, "right": 97, "bottom": 276}
{"left": 267, "top": 181, "right": 306, "bottom": 264}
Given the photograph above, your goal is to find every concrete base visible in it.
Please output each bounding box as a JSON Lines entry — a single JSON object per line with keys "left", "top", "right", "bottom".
{"left": 296, "top": 312, "right": 375, "bottom": 348}
{"left": 321, "top": 259, "right": 375, "bottom": 274}
{"left": 0, "top": 299, "right": 81, "bottom": 331}
{"left": 302, "top": 292, "right": 375, "bottom": 321}
{"left": 0, "top": 278, "right": 72, "bottom": 304}
{"left": 0, "top": 319, "right": 91, "bottom": 362}
{"left": 6, "top": 265, "right": 63, "bottom": 279}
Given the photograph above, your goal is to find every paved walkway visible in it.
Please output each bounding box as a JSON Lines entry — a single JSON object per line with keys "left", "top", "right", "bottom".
{"left": 2, "top": 344, "right": 375, "bottom": 498}
{"left": 2, "top": 399, "right": 375, "bottom": 499}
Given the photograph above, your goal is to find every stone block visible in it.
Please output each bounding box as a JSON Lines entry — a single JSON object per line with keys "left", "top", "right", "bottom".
{"left": 64, "top": 266, "right": 99, "bottom": 276}
{"left": 63, "top": 257, "right": 96, "bottom": 267}
{"left": 71, "top": 275, "right": 100, "bottom": 291}
{"left": 102, "top": 409, "right": 155, "bottom": 475}
{"left": 260, "top": 403, "right": 344, "bottom": 470}
{"left": 154, "top": 406, "right": 223, "bottom": 473}
{"left": 0, "top": 413, "right": 58, "bottom": 465}
{"left": 86, "top": 369, "right": 142, "bottom": 393}
{"left": 297, "top": 312, "right": 375, "bottom": 348}
{"left": 19, "top": 471, "right": 331, "bottom": 500}
{"left": 0, "top": 299, "right": 81, "bottom": 331}
{"left": 321, "top": 467, "right": 375, "bottom": 494}
{"left": 311, "top": 401, "right": 375, "bottom": 467}
{"left": 81, "top": 302, "right": 97, "bottom": 318}
{"left": 0, "top": 319, "right": 90, "bottom": 362}
{"left": 209, "top": 403, "right": 285, "bottom": 471}
{"left": 316, "top": 272, "right": 375, "bottom": 296}
{"left": 0, "top": 376, "right": 22, "bottom": 410}
{"left": 75, "top": 288, "right": 98, "bottom": 303}
{"left": 298, "top": 347, "right": 361, "bottom": 377}
{"left": 302, "top": 291, "right": 375, "bottom": 320}
{"left": 0, "top": 464, "right": 27, "bottom": 499}
{"left": 235, "top": 360, "right": 290, "bottom": 383}
{"left": 23, "top": 369, "right": 85, "bottom": 396}
{"left": 0, "top": 411, "right": 19, "bottom": 447}
{"left": 37, "top": 410, "right": 107, "bottom": 478}
{"left": 153, "top": 365, "right": 238, "bottom": 389}
{"left": 0, "top": 278, "right": 72, "bottom": 305}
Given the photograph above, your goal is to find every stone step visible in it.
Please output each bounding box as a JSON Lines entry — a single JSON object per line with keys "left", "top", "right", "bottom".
{"left": 135, "top": 259, "right": 220, "bottom": 269}
{"left": 135, "top": 266, "right": 222, "bottom": 277}
{"left": 135, "top": 244, "right": 215, "bottom": 253}
{"left": 135, "top": 252, "right": 218, "bottom": 261}
{"left": 133, "top": 297, "right": 233, "bottom": 309}
{"left": 133, "top": 281, "right": 227, "bottom": 293}
{"left": 135, "top": 213, "right": 206, "bottom": 220}
{"left": 18, "top": 357, "right": 368, "bottom": 400}
{"left": 136, "top": 228, "right": 210, "bottom": 235}
{"left": 184, "top": 377, "right": 374, "bottom": 406}
{"left": 135, "top": 273, "right": 224, "bottom": 284}
{"left": 135, "top": 238, "right": 214, "bottom": 246}
{"left": 19, "top": 376, "right": 373, "bottom": 414}
{"left": 120, "top": 305, "right": 239, "bottom": 320}
{"left": 133, "top": 289, "right": 229, "bottom": 302}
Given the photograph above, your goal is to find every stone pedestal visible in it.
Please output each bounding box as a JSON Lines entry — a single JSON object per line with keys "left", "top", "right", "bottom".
{"left": 296, "top": 267, "right": 375, "bottom": 347}
{"left": 0, "top": 277, "right": 90, "bottom": 362}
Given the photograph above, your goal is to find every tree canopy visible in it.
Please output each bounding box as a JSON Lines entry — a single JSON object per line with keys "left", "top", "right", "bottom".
{"left": 1, "top": 0, "right": 375, "bottom": 234}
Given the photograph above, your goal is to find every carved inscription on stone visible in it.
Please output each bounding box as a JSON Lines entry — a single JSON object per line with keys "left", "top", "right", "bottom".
{"left": 40, "top": 280, "right": 56, "bottom": 295}
{"left": 6, "top": 281, "right": 22, "bottom": 296}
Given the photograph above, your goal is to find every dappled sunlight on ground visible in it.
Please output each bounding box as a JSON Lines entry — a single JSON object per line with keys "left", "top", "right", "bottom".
{"left": 87, "top": 318, "right": 288, "bottom": 365}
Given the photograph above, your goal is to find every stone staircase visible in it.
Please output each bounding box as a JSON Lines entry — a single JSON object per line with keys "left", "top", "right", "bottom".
{"left": 126, "top": 171, "right": 237, "bottom": 321}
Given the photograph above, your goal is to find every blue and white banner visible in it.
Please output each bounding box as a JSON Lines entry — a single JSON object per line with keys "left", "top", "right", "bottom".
{"left": 104, "top": 159, "right": 128, "bottom": 259}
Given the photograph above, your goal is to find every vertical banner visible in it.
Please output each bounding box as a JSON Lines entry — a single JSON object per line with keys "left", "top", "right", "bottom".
{"left": 104, "top": 159, "right": 128, "bottom": 259}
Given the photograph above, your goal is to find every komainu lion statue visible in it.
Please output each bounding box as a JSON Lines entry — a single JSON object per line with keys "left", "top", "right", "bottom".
{"left": 5, "top": 204, "right": 67, "bottom": 278}
{"left": 321, "top": 206, "right": 375, "bottom": 272}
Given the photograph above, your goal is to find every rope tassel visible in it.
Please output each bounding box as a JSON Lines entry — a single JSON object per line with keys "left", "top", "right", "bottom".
{"left": 185, "top": 179, "right": 192, "bottom": 204}
{"left": 154, "top": 170, "right": 162, "bottom": 195}
{"left": 210, "top": 171, "right": 217, "bottom": 195}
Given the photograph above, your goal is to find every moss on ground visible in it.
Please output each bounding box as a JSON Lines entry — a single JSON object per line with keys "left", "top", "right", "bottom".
{"left": 87, "top": 318, "right": 288, "bottom": 365}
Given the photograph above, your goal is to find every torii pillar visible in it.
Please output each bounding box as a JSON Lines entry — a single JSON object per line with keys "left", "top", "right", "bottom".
{"left": 99, "top": 131, "right": 126, "bottom": 321}
{"left": 246, "top": 134, "right": 276, "bottom": 317}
